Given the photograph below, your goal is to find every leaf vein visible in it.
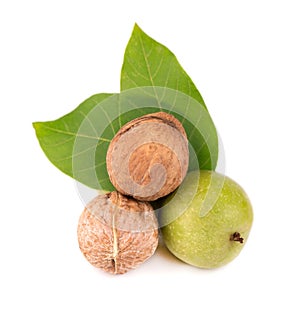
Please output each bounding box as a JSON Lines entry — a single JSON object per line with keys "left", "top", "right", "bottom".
{"left": 152, "top": 55, "right": 164, "bottom": 79}
{"left": 100, "top": 107, "right": 116, "bottom": 135}
{"left": 76, "top": 161, "right": 106, "bottom": 173}
{"left": 54, "top": 143, "right": 98, "bottom": 162}
{"left": 138, "top": 31, "right": 162, "bottom": 110}
{"left": 39, "top": 125, "right": 111, "bottom": 142}
{"left": 126, "top": 59, "right": 149, "bottom": 81}
{"left": 79, "top": 110, "right": 98, "bottom": 137}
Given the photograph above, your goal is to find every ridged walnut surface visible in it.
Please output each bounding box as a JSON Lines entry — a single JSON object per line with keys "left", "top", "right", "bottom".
{"left": 106, "top": 112, "right": 189, "bottom": 201}
{"left": 77, "top": 192, "right": 158, "bottom": 274}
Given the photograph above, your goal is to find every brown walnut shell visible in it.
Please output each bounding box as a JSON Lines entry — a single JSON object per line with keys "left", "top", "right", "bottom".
{"left": 77, "top": 191, "right": 158, "bottom": 274}
{"left": 106, "top": 112, "right": 189, "bottom": 201}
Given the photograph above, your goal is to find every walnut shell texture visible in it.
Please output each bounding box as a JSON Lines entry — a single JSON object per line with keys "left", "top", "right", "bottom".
{"left": 77, "top": 192, "right": 158, "bottom": 274}
{"left": 106, "top": 112, "right": 189, "bottom": 201}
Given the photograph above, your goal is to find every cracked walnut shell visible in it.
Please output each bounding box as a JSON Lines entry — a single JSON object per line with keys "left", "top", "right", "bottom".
{"left": 106, "top": 112, "right": 189, "bottom": 201}
{"left": 77, "top": 192, "right": 158, "bottom": 274}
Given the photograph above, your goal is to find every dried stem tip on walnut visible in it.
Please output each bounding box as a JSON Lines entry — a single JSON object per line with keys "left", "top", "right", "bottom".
{"left": 77, "top": 191, "right": 158, "bottom": 274}
{"left": 106, "top": 112, "right": 189, "bottom": 201}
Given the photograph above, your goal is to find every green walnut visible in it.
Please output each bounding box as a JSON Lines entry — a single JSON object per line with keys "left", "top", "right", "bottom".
{"left": 160, "top": 170, "right": 253, "bottom": 269}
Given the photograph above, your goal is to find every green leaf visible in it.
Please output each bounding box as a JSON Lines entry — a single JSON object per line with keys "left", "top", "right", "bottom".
{"left": 33, "top": 26, "right": 218, "bottom": 191}
{"left": 33, "top": 93, "right": 113, "bottom": 181}
{"left": 121, "top": 24, "right": 207, "bottom": 109}
{"left": 34, "top": 87, "right": 218, "bottom": 191}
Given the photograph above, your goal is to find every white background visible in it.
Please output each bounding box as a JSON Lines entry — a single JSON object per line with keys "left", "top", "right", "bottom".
{"left": 1, "top": 0, "right": 300, "bottom": 316}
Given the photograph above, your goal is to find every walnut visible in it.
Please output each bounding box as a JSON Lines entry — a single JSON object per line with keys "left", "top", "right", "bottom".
{"left": 77, "top": 191, "right": 158, "bottom": 274}
{"left": 106, "top": 112, "right": 189, "bottom": 201}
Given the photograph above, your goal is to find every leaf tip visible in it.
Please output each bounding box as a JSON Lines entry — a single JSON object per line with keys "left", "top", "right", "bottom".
{"left": 133, "top": 22, "right": 141, "bottom": 31}
{"left": 32, "top": 121, "right": 45, "bottom": 136}
{"left": 32, "top": 121, "right": 39, "bottom": 131}
{"left": 133, "top": 23, "right": 145, "bottom": 36}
